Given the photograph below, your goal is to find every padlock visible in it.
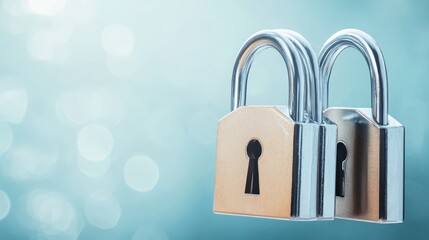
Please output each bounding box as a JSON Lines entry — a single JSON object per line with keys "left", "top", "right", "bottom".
{"left": 319, "top": 29, "right": 404, "bottom": 223}
{"left": 213, "top": 30, "right": 320, "bottom": 220}
{"left": 276, "top": 29, "right": 338, "bottom": 219}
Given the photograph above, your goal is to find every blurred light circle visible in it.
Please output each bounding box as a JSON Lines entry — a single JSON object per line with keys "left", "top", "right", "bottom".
{"left": 84, "top": 191, "right": 121, "bottom": 229}
{"left": 76, "top": 154, "right": 111, "bottom": 178}
{"left": 38, "top": 197, "right": 74, "bottom": 234}
{"left": 2, "top": 0, "right": 25, "bottom": 16}
{"left": 27, "top": 31, "right": 54, "bottom": 61}
{"left": 27, "top": 30, "right": 71, "bottom": 62}
{"left": 26, "top": 0, "right": 66, "bottom": 15}
{"left": 72, "top": 0, "right": 97, "bottom": 25}
{"left": 101, "top": 24, "right": 135, "bottom": 57}
{"left": 0, "top": 80, "right": 27, "bottom": 124}
{"left": 2, "top": 145, "right": 58, "bottom": 181}
{"left": 0, "top": 122, "right": 13, "bottom": 155}
{"left": 90, "top": 87, "right": 124, "bottom": 126}
{"left": 188, "top": 110, "right": 217, "bottom": 145}
{"left": 27, "top": 190, "right": 76, "bottom": 235}
{"left": 77, "top": 124, "right": 114, "bottom": 162}
{"left": 58, "top": 89, "right": 124, "bottom": 127}
{"left": 124, "top": 156, "right": 159, "bottom": 192}
{"left": 62, "top": 91, "right": 92, "bottom": 125}
{"left": 132, "top": 226, "right": 169, "bottom": 240}
{"left": 0, "top": 190, "right": 11, "bottom": 220}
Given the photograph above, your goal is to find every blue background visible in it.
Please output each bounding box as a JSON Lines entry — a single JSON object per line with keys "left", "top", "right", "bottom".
{"left": 0, "top": 0, "right": 428, "bottom": 239}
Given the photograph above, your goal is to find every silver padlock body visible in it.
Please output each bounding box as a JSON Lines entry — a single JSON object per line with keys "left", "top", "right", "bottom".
{"left": 324, "top": 107, "right": 404, "bottom": 223}
{"left": 213, "top": 106, "right": 319, "bottom": 220}
{"left": 317, "top": 118, "right": 337, "bottom": 219}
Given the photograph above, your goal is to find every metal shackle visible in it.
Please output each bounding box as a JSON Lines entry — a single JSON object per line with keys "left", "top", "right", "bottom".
{"left": 276, "top": 29, "right": 321, "bottom": 124}
{"left": 231, "top": 30, "right": 306, "bottom": 122}
{"left": 319, "top": 29, "right": 389, "bottom": 125}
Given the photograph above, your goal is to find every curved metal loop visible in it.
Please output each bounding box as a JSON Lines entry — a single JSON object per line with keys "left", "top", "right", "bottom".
{"left": 275, "top": 29, "right": 321, "bottom": 123}
{"left": 231, "top": 30, "right": 306, "bottom": 122}
{"left": 319, "top": 29, "right": 388, "bottom": 125}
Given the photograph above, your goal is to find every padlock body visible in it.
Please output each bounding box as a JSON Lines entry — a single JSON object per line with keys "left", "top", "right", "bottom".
{"left": 317, "top": 119, "right": 337, "bottom": 219}
{"left": 324, "top": 108, "right": 404, "bottom": 223}
{"left": 213, "top": 106, "right": 319, "bottom": 220}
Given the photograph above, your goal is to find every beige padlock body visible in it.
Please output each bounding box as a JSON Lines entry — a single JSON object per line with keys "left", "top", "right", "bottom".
{"left": 324, "top": 107, "right": 404, "bottom": 223}
{"left": 213, "top": 106, "right": 295, "bottom": 219}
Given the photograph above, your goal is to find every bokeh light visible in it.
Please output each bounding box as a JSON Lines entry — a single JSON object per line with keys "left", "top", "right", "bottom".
{"left": 76, "top": 154, "right": 111, "bottom": 178}
{"left": 25, "top": 0, "right": 67, "bottom": 16}
{"left": 57, "top": 88, "right": 124, "bottom": 126}
{"left": 0, "top": 79, "right": 28, "bottom": 124}
{"left": 27, "top": 29, "right": 71, "bottom": 62}
{"left": 124, "top": 155, "right": 159, "bottom": 192}
{"left": 84, "top": 191, "right": 121, "bottom": 229}
{"left": 0, "top": 121, "right": 13, "bottom": 155}
{"left": 58, "top": 91, "right": 92, "bottom": 125}
{"left": 101, "top": 24, "right": 135, "bottom": 57}
{"left": 69, "top": 0, "right": 97, "bottom": 25}
{"left": 90, "top": 87, "right": 125, "bottom": 126}
{"left": 77, "top": 124, "right": 114, "bottom": 162}
{"left": 0, "top": 190, "right": 11, "bottom": 220}
{"left": 1, "top": 145, "right": 58, "bottom": 181}
{"left": 2, "top": 0, "right": 25, "bottom": 17}
{"left": 27, "top": 31, "right": 57, "bottom": 61}
{"left": 26, "top": 190, "right": 81, "bottom": 237}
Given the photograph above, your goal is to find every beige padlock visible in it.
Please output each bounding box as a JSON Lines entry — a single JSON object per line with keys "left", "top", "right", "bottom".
{"left": 213, "top": 30, "right": 320, "bottom": 220}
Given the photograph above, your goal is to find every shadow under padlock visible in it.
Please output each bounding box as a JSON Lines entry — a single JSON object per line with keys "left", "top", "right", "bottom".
{"left": 213, "top": 30, "right": 320, "bottom": 220}
{"left": 319, "top": 29, "right": 405, "bottom": 223}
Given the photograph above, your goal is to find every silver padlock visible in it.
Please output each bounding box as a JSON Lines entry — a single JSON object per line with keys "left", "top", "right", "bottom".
{"left": 276, "top": 29, "right": 338, "bottom": 220}
{"left": 319, "top": 29, "right": 404, "bottom": 223}
{"left": 213, "top": 30, "right": 319, "bottom": 220}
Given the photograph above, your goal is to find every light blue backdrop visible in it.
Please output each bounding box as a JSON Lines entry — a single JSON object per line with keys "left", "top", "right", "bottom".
{"left": 0, "top": 0, "right": 427, "bottom": 239}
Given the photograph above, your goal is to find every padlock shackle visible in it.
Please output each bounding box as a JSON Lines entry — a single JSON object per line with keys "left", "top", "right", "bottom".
{"left": 319, "top": 29, "right": 389, "bottom": 125}
{"left": 277, "top": 30, "right": 322, "bottom": 124}
{"left": 231, "top": 30, "right": 306, "bottom": 122}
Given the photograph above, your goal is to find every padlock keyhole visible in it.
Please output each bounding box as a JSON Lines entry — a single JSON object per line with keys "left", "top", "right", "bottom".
{"left": 336, "top": 142, "right": 347, "bottom": 197}
{"left": 245, "top": 139, "right": 262, "bottom": 195}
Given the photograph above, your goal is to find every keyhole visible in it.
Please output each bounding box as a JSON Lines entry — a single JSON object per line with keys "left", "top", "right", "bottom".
{"left": 245, "top": 139, "right": 262, "bottom": 194}
{"left": 336, "top": 141, "right": 348, "bottom": 197}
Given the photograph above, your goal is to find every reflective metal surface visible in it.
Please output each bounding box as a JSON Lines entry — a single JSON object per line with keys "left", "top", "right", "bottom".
{"left": 230, "top": 30, "right": 305, "bottom": 122}
{"left": 316, "top": 119, "right": 337, "bottom": 219}
{"left": 324, "top": 108, "right": 404, "bottom": 223}
{"left": 276, "top": 106, "right": 319, "bottom": 219}
{"left": 275, "top": 29, "right": 321, "bottom": 123}
{"left": 319, "top": 29, "right": 388, "bottom": 125}
{"left": 275, "top": 30, "right": 337, "bottom": 219}
{"left": 319, "top": 29, "right": 404, "bottom": 223}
